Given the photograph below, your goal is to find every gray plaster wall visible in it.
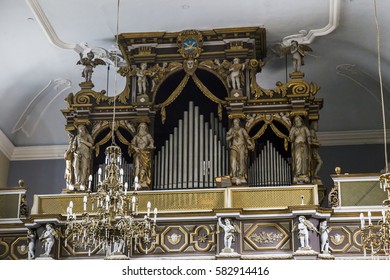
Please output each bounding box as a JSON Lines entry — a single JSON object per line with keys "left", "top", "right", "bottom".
{"left": 7, "top": 159, "right": 65, "bottom": 207}
{"left": 318, "top": 144, "right": 388, "bottom": 207}
{"left": 0, "top": 150, "right": 9, "bottom": 187}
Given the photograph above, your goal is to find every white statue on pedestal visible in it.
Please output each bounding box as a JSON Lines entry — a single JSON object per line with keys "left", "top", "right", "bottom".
{"left": 292, "top": 216, "right": 319, "bottom": 250}
{"left": 218, "top": 217, "right": 240, "bottom": 253}
{"left": 319, "top": 221, "right": 330, "bottom": 254}
{"left": 27, "top": 229, "right": 37, "bottom": 260}
{"left": 39, "top": 224, "right": 59, "bottom": 257}
{"left": 228, "top": 58, "right": 245, "bottom": 90}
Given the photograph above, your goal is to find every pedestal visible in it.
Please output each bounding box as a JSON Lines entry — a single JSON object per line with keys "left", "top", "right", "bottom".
{"left": 230, "top": 89, "right": 243, "bottom": 97}
{"left": 231, "top": 177, "right": 247, "bottom": 185}
{"left": 216, "top": 249, "right": 241, "bottom": 260}
{"left": 79, "top": 81, "right": 94, "bottom": 89}
{"left": 289, "top": 72, "right": 305, "bottom": 79}
{"left": 293, "top": 175, "right": 310, "bottom": 184}
{"left": 36, "top": 255, "right": 55, "bottom": 260}
{"left": 105, "top": 254, "right": 130, "bottom": 260}
{"left": 292, "top": 248, "right": 319, "bottom": 260}
{"left": 215, "top": 176, "right": 232, "bottom": 188}
{"left": 136, "top": 94, "right": 149, "bottom": 103}
{"left": 318, "top": 253, "right": 335, "bottom": 260}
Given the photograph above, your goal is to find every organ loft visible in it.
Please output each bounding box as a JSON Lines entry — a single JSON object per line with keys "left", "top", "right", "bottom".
{"left": 13, "top": 26, "right": 377, "bottom": 261}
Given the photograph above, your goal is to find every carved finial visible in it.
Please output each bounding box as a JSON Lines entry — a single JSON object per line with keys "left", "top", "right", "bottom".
{"left": 18, "top": 179, "right": 25, "bottom": 187}
{"left": 335, "top": 167, "right": 341, "bottom": 175}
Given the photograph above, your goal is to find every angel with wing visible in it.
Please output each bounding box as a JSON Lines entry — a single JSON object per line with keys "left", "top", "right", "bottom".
{"left": 292, "top": 216, "right": 319, "bottom": 249}
{"left": 218, "top": 217, "right": 241, "bottom": 251}
{"left": 77, "top": 51, "right": 106, "bottom": 83}
{"left": 281, "top": 40, "right": 312, "bottom": 72}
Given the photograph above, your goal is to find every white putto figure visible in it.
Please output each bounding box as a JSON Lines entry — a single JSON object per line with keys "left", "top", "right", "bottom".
{"left": 319, "top": 221, "right": 330, "bottom": 254}
{"left": 218, "top": 217, "right": 240, "bottom": 252}
{"left": 292, "top": 216, "right": 319, "bottom": 250}
{"left": 39, "top": 224, "right": 59, "bottom": 257}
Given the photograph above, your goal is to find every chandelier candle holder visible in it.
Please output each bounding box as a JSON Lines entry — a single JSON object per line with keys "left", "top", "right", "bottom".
{"left": 65, "top": 144, "right": 157, "bottom": 260}
{"left": 359, "top": 174, "right": 390, "bottom": 258}
{"left": 360, "top": 0, "right": 390, "bottom": 259}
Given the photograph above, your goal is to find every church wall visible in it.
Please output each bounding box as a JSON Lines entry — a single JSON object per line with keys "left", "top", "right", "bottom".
{"left": 7, "top": 159, "right": 65, "bottom": 207}
{"left": 319, "top": 144, "right": 386, "bottom": 185}
{"left": 0, "top": 150, "right": 9, "bottom": 187}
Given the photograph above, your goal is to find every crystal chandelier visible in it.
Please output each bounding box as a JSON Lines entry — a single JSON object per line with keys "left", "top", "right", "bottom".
{"left": 359, "top": 180, "right": 390, "bottom": 257}
{"left": 64, "top": 1, "right": 157, "bottom": 258}
{"left": 359, "top": 0, "right": 390, "bottom": 258}
{"left": 65, "top": 144, "right": 157, "bottom": 258}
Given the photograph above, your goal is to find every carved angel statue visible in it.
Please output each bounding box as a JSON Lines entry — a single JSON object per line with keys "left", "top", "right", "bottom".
{"left": 64, "top": 133, "right": 74, "bottom": 190}
{"left": 228, "top": 58, "right": 245, "bottom": 90}
{"left": 39, "top": 224, "right": 61, "bottom": 257}
{"left": 211, "top": 59, "right": 243, "bottom": 89}
{"left": 292, "top": 216, "right": 319, "bottom": 249}
{"left": 136, "top": 63, "right": 150, "bottom": 95}
{"left": 217, "top": 217, "right": 241, "bottom": 251}
{"left": 150, "top": 62, "right": 168, "bottom": 92}
{"left": 319, "top": 221, "right": 330, "bottom": 254}
{"left": 130, "top": 123, "right": 155, "bottom": 187}
{"left": 280, "top": 41, "right": 312, "bottom": 72}
{"left": 77, "top": 51, "right": 106, "bottom": 83}
{"left": 310, "top": 120, "right": 323, "bottom": 179}
{"left": 27, "top": 229, "right": 37, "bottom": 260}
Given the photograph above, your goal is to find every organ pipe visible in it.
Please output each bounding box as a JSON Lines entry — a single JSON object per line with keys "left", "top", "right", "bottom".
{"left": 153, "top": 102, "right": 228, "bottom": 189}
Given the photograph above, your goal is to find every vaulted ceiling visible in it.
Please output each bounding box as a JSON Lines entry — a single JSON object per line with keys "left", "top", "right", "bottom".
{"left": 1, "top": 0, "right": 390, "bottom": 148}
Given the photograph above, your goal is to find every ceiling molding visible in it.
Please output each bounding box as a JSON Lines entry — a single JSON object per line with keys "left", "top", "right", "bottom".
{"left": 1, "top": 128, "right": 389, "bottom": 161}
{"left": 0, "top": 130, "right": 15, "bottom": 160}
{"left": 318, "top": 129, "right": 390, "bottom": 146}
{"left": 12, "top": 79, "right": 72, "bottom": 138}
{"left": 11, "top": 145, "right": 67, "bottom": 161}
{"left": 26, "top": 0, "right": 84, "bottom": 53}
{"left": 282, "top": 0, "right": 340, "bottom": 46}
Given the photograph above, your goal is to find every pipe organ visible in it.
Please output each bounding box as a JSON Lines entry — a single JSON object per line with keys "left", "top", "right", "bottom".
{"left": 153, "top": 102, "right": 229, "bottom": 190}
{"left": 248, "top": 140, "right": 292, "bottom": 187}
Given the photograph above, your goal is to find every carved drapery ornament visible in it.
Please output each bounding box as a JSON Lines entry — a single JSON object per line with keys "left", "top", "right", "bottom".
{"left": 246, "top": 113, "right": 292, "bottom": 151}
{"left": 154, "top": 60, "right": 228, "bottom": 124}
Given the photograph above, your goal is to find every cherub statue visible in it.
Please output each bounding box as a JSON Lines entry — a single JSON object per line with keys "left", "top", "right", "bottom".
{"left": 136, "top": 63, "right": 150, "bottom": 95}
{"left": 280, "top": 41, "right": 312, "bottom": 72}
{"left": 27, "top": 229, "right": 37, "bottom": 260}
{"left": 150, "top": 62, "right": 168, "bottom": 92}
{"left": 289, "top": 40, "right": 312, "bottom": 72}
{"left": 39, "top": 224, "right": 60, "bottom": 257}
{"left": 228, "top": 58, "right": 245, "bottom": 90}
{"left": 217, "top": 217, "right": 241, "bottom": 252}
{"left": 77, "top": 51, "right": 106, "bottom": 83}
{"left": 319, "top": 221, "right": 330, "bottom": 254}
{"left": 292, "top": 216, "right": 319, "bottom": 249}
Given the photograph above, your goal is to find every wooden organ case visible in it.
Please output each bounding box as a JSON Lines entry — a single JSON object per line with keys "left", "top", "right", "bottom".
{"left": 62, "top": 27, "right": 323, "bottom": 191}
{"left": 53, "top": 27, "right": 331, "bottom": 260}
